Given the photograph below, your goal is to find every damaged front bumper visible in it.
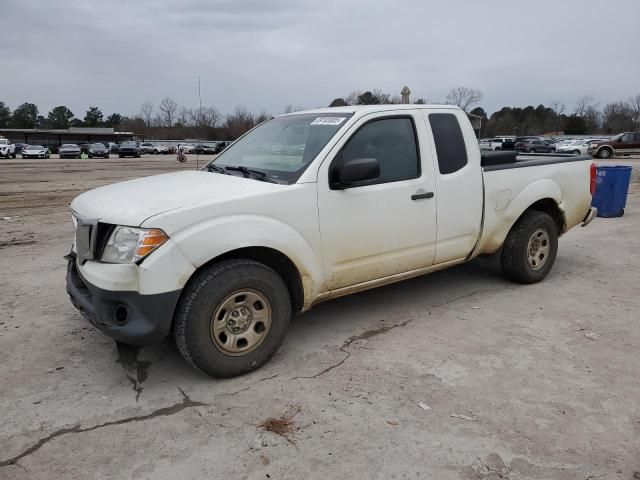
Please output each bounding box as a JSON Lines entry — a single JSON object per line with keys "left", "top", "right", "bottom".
{"left": 65, "top": 254, "right": 181, "bottom": 345}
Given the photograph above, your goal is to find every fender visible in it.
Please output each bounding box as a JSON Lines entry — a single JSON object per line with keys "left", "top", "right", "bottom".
{"left": 169, "top": 214, "right": 325, "bottom": 305}
{"left": 476, "top": 178, "right": 564, "bottom": 254}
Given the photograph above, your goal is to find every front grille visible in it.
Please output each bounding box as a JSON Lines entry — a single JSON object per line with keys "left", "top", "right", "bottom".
{"left": 74, "top": 220, "right": 114, "bottom": 263}
{"left": 95, "top": 223, "right": 115, "bottom": 259}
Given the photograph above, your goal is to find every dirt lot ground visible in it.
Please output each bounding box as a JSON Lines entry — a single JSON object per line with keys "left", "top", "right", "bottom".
{"left": 1, "top": 155, "right": 639, "bottom": 480}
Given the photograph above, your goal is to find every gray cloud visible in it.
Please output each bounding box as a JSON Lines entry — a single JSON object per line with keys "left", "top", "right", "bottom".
{"left": 2, "top": 0, "right": 639, "bottom": 118}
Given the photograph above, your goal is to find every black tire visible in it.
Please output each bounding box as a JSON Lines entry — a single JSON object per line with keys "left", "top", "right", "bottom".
{"left": 174, "top": 259, "right": 291, "bottom": 378}
{"left": 153, "top": 149, "right": 158, "bottom": 154}
{"left": 500, "top": 210, "right": 558, "bottom": 284}
{"left": 135, "top": 153, "right": 141, "bottom": 158}
{"left": 573, "top": 150, "right": 580, "bottom": 155}
{"left": 618, "top": 208, "right": 624, "bottom": 217}
{"left": 530, "top": 149, "right": 536, "bottom": 153}
{"left": 597, "top": 148, "right": 612, "bottom": 159}
{"left": 119, "top": 154, "right": 124, "bottom": 158}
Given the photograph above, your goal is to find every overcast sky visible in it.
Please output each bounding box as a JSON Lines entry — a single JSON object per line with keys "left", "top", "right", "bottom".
{"left": 2, "top": 0, "right": 639, "bottom": 118}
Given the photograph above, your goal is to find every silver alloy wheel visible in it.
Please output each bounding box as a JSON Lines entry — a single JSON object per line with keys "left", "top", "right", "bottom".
{"left": 210, "top": 289, "right": 272, "bottom": 356}
{"left": 527, "top": 228, "right": 550, "bottom": 270}
{"left": 599, "top": 148, "right": 611, "bottom": 158}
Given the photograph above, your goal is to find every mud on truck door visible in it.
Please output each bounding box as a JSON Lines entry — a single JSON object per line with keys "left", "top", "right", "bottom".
{"left": 317, "top": 111, "right": 438, "bottom": 291}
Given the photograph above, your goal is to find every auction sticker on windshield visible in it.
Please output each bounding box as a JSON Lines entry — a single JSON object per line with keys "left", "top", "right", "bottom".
{"left": 310, "top": 117, "right": 347, "bottom": 126}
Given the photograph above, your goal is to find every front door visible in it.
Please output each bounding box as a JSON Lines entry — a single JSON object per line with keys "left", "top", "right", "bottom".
{"left": 317, "top": 112, "right": 437, "bottom": 291}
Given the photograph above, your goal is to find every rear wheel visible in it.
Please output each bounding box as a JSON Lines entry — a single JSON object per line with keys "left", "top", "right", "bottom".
{"left": 573, "top": 150, "right": 580, "bottom": 154}
{"left": 530, "top": 149, "right": 536, "bottom": 153}
{"left": 501, "top": 210, "right": 558, "bottom": 284}
{"left": 174, "top": 259, "right": 291, "bottom": 378}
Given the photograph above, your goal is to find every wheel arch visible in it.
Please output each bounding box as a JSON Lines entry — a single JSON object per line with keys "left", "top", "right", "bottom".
{"left": 176, "top": 246, "right": 306, "bottom": 317}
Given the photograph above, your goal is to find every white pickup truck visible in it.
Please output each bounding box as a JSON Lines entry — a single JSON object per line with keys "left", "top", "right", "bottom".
{"left": 0, "top": 137, "right": 16, "bottom": 158}
{"left": 67, "top": 105, "right": 597, "bottom": 378}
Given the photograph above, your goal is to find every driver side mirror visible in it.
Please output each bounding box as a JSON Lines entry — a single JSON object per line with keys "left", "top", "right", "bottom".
{"left": 331, "top": 157, "right": 380, "bottom": 190}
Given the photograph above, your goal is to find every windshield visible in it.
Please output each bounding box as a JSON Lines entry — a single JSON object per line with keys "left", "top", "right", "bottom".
{"left": 61, "top": 144, "right": 77, "bottom": 148}
{"left": 122, "top": 142, "right": 136, "bottom": 146}
{"left": 90, "top": 143, "right": 104, "bottom": 148}
{"left": 28, "top": 145, "right": 43, "bottom": 149}
{"left": 206, "top": 113, "right": 353, "bottom": 183}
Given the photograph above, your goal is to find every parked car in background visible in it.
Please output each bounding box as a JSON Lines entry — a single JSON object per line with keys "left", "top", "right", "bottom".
{"left": 555, "top": 139, "right": 602, "bottom": 155}
{"left": 0, "top": 137, "right": 16, "bottom": 158}
{"left": 213, "top": 141, "right": 229, "bottom": 154}
{"left": 118, "top": 141, "right": 141, "bottom": 158}
{"left": 191, "top": 144, "right": 217, "bottom": 155}
{"left": 181, "top": 144, "right": 196, "bottom": 154}
{"left": 77, "top": 143, "right": 90, "bottom": 155}
{"left": 139, "top": 142, "right": 169, "bottom": 154}
{"left": 588, "top": 132, "right": 640, "bottom": 158}
{"left": 88, "top": 143, "right": 110, "bottom": 158}
{"left": 514, "top": 137, "right": 541, "bottom": 150}
{"left": 489, "top": 137, "right": 516, "bottom": 151}
{"left": 59, "top": 144, "right": 82, "bottom": 159}
{"left": 478, "top": 138, "right": 492, "bottom": 150}
{"left": 108, "top": 143, "right": 119, "bottom": 154}
{"left": 14, "top": 143, "right": 28, "bottom": 155}
{"left": 22, "top": 145, "right": 51, "bottom": 159}
{"left": 518, "top": 139, "right": 556, "bottom": 153}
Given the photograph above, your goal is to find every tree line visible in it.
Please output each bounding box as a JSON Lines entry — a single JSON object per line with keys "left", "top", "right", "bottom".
{"left": 1, "top": 88, "right": 639, "bottom": 141}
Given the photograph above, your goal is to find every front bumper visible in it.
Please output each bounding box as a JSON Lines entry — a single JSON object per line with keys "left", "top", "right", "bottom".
{"left": 66, "top": 255, "right": 181, "bottom": 345}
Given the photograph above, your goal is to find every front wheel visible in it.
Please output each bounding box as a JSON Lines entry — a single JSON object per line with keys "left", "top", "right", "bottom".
{"left": 174, "top": 259, "right": 291, "bottom": 378}
{"left": 501, "top": 210, "right": 558, "bottom": 284}
{"left": 597, "top": 148, "right": 612, "bottom": 159}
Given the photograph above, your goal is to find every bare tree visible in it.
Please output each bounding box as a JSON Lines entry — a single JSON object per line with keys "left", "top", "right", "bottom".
{"left": 344, "top": 91, "right": 361, "bottom": 106}
{"left": 445, "top": 87, "right": 483, "bottom": 112}
{"left": 550, "top": 100, "right": 565, "bottom": 116}
{"left": 140, "top": 101, "right": 154, "bottom": 127}
{"left": 191, "top": 106, "right": 220, "bottom": 129}
{"left": 602, "top": 102, "right": 634, "bottom": 133}
{"left": 574, "top": 95, "right": 594, "bottom": 117}
{"left": 282, "top": 104, "right": 304, "bottom": 114}
{"left": 178, "top": 106, "right": 193, "bottom": 127}
{"left": 628, "top": 94, "right": 640, "bottom": 130}
{"left": 158, "top": 97, "right": 178, "bottom": 134}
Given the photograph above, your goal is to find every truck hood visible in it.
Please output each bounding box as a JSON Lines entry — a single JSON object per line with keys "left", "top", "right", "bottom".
{"left": 70, "top": 171, "right": 283, "bottom": 226}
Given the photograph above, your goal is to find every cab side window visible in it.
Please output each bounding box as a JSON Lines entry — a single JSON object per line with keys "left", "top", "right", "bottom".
{"left": 339, "top": 117, "right": 420, "bottom": 184}
{"left": 429, "top": 113, "right": 468, "bottom": 174}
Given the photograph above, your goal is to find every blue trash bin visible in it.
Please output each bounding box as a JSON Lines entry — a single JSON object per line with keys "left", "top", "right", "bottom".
{"left": 591, "top": 165, "right": 632, "bottom": 217}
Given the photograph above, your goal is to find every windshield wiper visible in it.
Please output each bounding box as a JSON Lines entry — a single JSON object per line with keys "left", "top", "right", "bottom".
{"left": 223, "top": 165, "right": 278, "bottom": 183}
{"left": 205, "top": 163, "right": 228, "bottom": 174}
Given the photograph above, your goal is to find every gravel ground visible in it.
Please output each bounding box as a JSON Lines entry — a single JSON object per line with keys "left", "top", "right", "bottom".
{"left": 0, "top": 155, "right": 639, "bottom": 480}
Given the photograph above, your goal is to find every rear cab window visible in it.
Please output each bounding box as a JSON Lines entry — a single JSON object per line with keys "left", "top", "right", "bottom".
{"left": 429, "top": 113, "right": 468, "bottom": 174}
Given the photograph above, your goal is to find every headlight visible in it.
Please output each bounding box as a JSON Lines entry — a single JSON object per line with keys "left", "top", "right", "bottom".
{"left": 101, "top": 226, "right": 168, "bottom": 264}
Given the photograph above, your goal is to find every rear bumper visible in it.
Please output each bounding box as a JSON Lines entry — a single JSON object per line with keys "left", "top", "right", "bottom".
{"left": 66, "top": 255, "right": 181, "bottom": 345}
{"left": 581, "top": 207, "right": 597, "bottom": 227}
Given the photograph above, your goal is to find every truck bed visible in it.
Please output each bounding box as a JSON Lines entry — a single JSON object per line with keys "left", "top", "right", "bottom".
{"left": 481, "top": 151, "right": 592, "bottom": 169}
{"left": 475, "top": 153, "right": 593, "bottom": 255}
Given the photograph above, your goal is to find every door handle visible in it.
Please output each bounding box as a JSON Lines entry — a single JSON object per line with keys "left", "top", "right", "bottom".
{"left": 411, "top": 191, "right": 434, "bottom": 200}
